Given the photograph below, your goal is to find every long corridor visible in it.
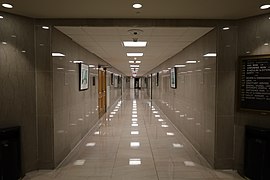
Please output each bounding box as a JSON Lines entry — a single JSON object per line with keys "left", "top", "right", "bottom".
{"left": 24, "top": 90, "right": 243, "bottom": 180}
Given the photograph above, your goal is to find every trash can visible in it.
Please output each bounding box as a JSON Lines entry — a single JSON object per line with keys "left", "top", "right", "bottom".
{"left": 0, "top": 126, "right": 21, "bottom": 180}
{"left": 244, "top": 125, "right": 270, "bottom": 180}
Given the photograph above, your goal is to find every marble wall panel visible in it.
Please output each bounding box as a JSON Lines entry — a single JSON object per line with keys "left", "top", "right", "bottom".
{"left": 0, "top": 12, "right": 37, "bottom": 174}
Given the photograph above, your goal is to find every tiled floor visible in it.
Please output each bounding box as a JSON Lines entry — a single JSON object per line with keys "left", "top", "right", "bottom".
{"left": 24, "top": 90, "right": 244, "bottom": 180}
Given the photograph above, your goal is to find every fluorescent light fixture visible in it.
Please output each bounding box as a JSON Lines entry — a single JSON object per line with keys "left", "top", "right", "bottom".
{"left": 109, "top": 115, "right": 114, "bottom": 118}
{"left": 73, "top": 60, "right": 83, "bottom": 64}
{"left": 158, "top": 119, "right": 164, "bottom": 122}
{"left": 132, "top": 123, "right": 138, "bottom": 127}
{"left": 94, "top": 131, "right": 100, "bottom": 135}
{"left": 260, "top": 4, "right": 270, "bottom": 10}
{"left": 204, "top": 53, "right": 216, "bottom": 57}
{"left": 21, "top": 50, "right": 26, "bottom": 53}
{"left": 73, "top": 160, "right": 86, "bottom": 166}
{"left": 130, "top": 65, "right": 140, "bottom": 68}
{"left": 153, "top": 111, "right": 158, "bottom": 114}
{"left": 132, "top": 115, "right": 137, "bottom": 118}
{"left": 264, "top": 43, "right": 269, "bottom": 46}
{"left": 2, "top": 3, "right": 13, "bottom": 9}
{"left": 42, "top": 26, "right": 49, "bottom": 30}
{"left": 89, "top": 64, "right": 95, "bottom": 68}
{"left": 52, "top": 52, "right": 65, "bottom": 57}
{"left": 132, "top": 118, "right": 138, "bottom": 122}
{"left": 186, "top": 60, "right": 197, "bottom": 64}
{"left": 184, "top": 161, "right": 195, "bottom": 167}
{"left": 111, "top": 112, "right": 116, "bottom": 114}
{"left": 0, "top": 16, "right": 3, "bottom": 19}
{"left": 2, "top": 42, "right": 7, "bottom": 45}
{"left": 123, "top": 41, "right": 147, "bottom": 47}
{"left": 131, "top": 131, "right": 139, "bottom": 135}
{"left": 173, "top": 143, "right": 184, "bottom": 148}
{"left": 222, "top": 27, "right": 230, "bottom": 30}
{"left": 129, "top": 60, "right": 135, "bottom": 63}
{"left": 135, "top": 61, "right": 141, "bottom": 63}
{"left": 161, "top": 125, "right": 169, "bottom": 128}
{"left": 130, "top": 142, "right": 140, "bottom": 148}
{"left": 167, "top": 132, "right": 174, "bottom": 136}
{"left": 133, "top": 3, "right": 142, "bottom": 9}
{"left": 127, "top": 53, "right": 143, "bottom": 57}
{"left": 175, "top": 64, "right": 186, "bottom": 68}
{"left": 155, "top": 115, "right": 160, "bottom": 118}
{"left": 129, "top": 158, "right": 141, "bottom": 165}
{"left": 86, "top": 142, "right": 96, "bottom": 147}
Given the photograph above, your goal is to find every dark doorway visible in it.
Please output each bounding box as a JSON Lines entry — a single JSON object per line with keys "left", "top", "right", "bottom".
{"left": 134, "top": 78, "right": 140, "bottom": 89}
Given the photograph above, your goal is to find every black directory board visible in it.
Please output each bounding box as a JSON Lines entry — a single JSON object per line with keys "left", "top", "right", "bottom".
{"left": 239, "top": 55, "right": 270, "bottom": 111}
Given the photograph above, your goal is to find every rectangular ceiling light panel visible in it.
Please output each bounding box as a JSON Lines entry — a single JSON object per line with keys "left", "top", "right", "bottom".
{"left": 123, "top": 41, "right": 147, "bottom": 47}
{"left": 127, "top": 53, "right": 144, "bottom": 57}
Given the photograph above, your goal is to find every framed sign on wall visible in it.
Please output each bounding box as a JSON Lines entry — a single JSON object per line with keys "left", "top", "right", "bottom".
{"left": 170, "top": 67, "right": 177, "bottom": 89}
{"left": 239, "top": 55, "right": 270, "bottom": 111}
{"left": 79, "top": 63, "right": 89, "bottom": 91}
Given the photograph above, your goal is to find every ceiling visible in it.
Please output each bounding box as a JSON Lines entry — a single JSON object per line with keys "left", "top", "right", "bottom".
{"left": 0, "top": 0, "right": 269, "bottom": 19}
{"left": 1, "top": 0, "right": 269, "bottom": 76}
{"left": 56, "top": 26, "right": 212, "bottom": 76}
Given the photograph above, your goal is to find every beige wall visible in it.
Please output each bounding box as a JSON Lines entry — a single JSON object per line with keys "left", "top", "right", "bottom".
{"left": 51, "top": 28, "right": 122, "bottom": 166}
{"left": 150, "top": 30, "right": 217, "bottom": 166}
{"left": 234, "top": 14, "right": 270, "bottom": 174}
{"left": 0, "top": 12, "right": 37, "bottom": 173}
{"left": 0, "top": 12, "right": 123, "bottom": 174}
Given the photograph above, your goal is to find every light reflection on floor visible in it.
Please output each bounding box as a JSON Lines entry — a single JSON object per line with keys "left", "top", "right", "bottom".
{"left": 23, "top": 89, "right": 244, "bottom": 180}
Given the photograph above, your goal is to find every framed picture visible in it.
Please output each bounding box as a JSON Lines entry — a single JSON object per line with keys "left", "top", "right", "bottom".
{"left": 92, "top": 76, "right": 95, "bottom": 86}
{"left": 170, "top": 67, "right": 177, "bottom": 89}
{"left": 156, "top": 72, "right": 159, "bottom": 86}
{"left": 79, "top": 63, "right": 89, "bottom": 90}
{"left": 111, "top": 73, "right": 114, "bottom": 85}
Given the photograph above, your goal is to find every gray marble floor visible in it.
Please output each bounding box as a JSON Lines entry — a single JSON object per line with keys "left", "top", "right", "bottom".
{"left": 23, "top": 90, "right": 244, "bottom": 180}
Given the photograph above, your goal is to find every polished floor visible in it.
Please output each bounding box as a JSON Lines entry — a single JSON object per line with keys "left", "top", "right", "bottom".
{"left": 24, "top": 90, "right": 243, "bottom": 180}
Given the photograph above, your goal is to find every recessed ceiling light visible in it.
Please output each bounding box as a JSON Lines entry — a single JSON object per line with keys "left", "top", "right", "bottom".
{"left": 260, "top": 4, "right": 270, "bottom": 10}
{"left": 123, "top": 41, "right": 147, "bottom": 47}
{"left": 130, "top": 65, "right": 140, "bottom": 68}
{"left": 52, "top": 52, "right": 65, "bottom": 57}
{"left": 73, "top": 60, "right": 83, "bottom": 64}
{"left": 222, "top": 27, "right": 230, "bottom": 30}
{"left": 42, "top": 26, "right": 49, "bottom": 30}
{"left": 2, "top": 3, "right": 13, "bottom": 9}
{"left": 129, "top": 60, "right": 135, "bottom": 63}
{"left": 0, "top": 16, "right": 3, "bottom": 19}
{"left": 203, "top": 53, "right": 217, "bottom": 57}
{"left": 129, "top": 158, "right": 141, "bottom": 165}
{"left": 186, "top": 60, "right": 197, "bottom": 64}
{"left": 133, "top": 3, "right": 142, "bottom": 9}
{"left": 127, "top": 53, "right": 143, "bottom": 57}
{"left": 174, "top": 64, "right": 186, "bottom": 68}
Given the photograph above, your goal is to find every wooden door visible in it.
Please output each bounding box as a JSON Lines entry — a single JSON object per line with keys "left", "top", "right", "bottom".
{"left": 98, "top": 68, "right": 106, "bottom": 118}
